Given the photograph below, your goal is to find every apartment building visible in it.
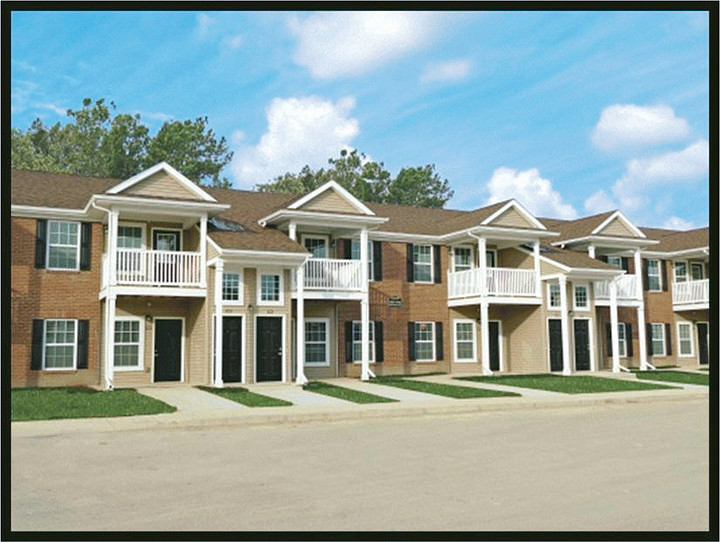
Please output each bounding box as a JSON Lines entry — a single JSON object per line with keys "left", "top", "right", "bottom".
{"left": 10, "top": 163, "right": 710, "bottom": 389}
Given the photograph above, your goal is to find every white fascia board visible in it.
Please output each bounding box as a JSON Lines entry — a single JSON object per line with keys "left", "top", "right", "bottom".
{"left": 591, "top": 210, "right": 646, "bottom": 238}
{"left": 11, "top": 205, "right": 91, "bottom": 221}
{"left": 441, "top": 225, "right": 558, "bottom": 243}
{"left": 86, "top": 194, "right": 230, "bottom": 215}
{"left": 287, "top": 180, "right": 375, "bottom": 215}
{"left": 480, "top": 200, "right": 547, "bottom": 230}
{"left": 206, "top": 235, "right": 223, "bottom": 255}
{"left": 368, "top": 231, "right": 442, "bottom": 243}
{"left": 259, "top": 209, "right": 388, "bottom": 228}
{"left": 642, "top": 247, "right": 710, "bottom": 258}
{"left": 220, "top": 249, "right": 310, "bottom": 267}
{"left": 552, "top": 235, "right": 659, "bottom": 248}
{"left": 106, "top": 162, "right": 218, "bottom": 202}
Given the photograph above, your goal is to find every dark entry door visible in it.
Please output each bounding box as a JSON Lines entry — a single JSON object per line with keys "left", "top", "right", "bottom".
{"left": 256, "top": 317, "right": 282, "bottom": 382}
{"left": 574, "top": 320, "right": 591, "bottom": 371}
{"left": 489, "top": 321, "right": 500, "bottom": 371}
{"left": 155, "top": 319, "right": 182, "bottom": 382}
{"left": 222, "top": 317, "right": 243, "bottom": 382}
{"left": 697, "top": 323, "right": 709, "bottom": 365}
{"left": 548, "top": 319, "right": 563, "bottom": 372}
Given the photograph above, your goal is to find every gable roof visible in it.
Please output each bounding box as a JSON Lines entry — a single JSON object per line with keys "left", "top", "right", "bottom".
{"left": 640, "top": 227, "right": 709, "bottom": 253}
{"left": 106, "top": 162, "right": 217, "bottom": 202}
{"left": 287, "top": 181, "right": 375, "bottom": 215}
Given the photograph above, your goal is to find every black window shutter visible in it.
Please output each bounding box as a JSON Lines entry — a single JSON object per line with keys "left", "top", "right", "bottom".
{"left": 408, "top": 321, "right": 416, "bottom": 361}
{"left": 31, "top": 319, "right": 44, "bottom": 370}
{"left": 345, "top": 321, "right": 353, "bottom": 362}
{"left": 80, "top": 223, "right": 92, "bottom": 270}
{"left": 35, "top": 220, "right": 47, "bottom": 269}
{"left": 374, "top": 321, "right": 384, "bottom": 363}
{"left": 665, "top": 323, "right": 672, "bottom": 356}
{"left": 646, "top": 323, "right": 653, "bottom": 355}
{"left": 661, "top": 260, "right": 668, "bottom": 291}
{"left": 406, "top": 244, "right": 414, "bottom": 282}
{"left": 605, "top": 323, "right": 613, "bottom": 356}
{"left": 435, "top": 322, "right": 444, "bottom": 360}
{"left": 372, "top": 241, "right": 382, "bottom": 281}
{"left": 621, "top": 257, "right": 629, "bottom": 272}
{"left": 343, "top": 238, "right": 352, "bottom": 260}
{"left": 642, "top": 260, "right": 649, "bottom": 291}
{"left": 625, "top": 323, "right": 633, "bottom": 358}
{"left": 77, "top": 320, "right": 89, "bottom": 369}
{"left": 433, "top": 245, "right": 442, "bottom": 284}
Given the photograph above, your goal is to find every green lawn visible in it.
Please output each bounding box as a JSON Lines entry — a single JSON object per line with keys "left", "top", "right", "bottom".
{"left": 198, "top": 386, "right": 292, "bottom": 407}
{"left": 11, "top": 387, "right": 176, "bottom": 422}
{"left": 303, "top": 381, "right": 396, "bottom": 403}
{"left": 455, "top": 374, "right": 677, "bottom": 394}
{"left": 634, "top": 370, "right": 709, "bottom": 386}
{"left": 372, "top": 377, "right": 519, "bottom": 399}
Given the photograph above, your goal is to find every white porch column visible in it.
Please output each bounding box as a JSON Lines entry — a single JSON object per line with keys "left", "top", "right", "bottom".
{"left": 634, "top": 249, "right": 648, "bottom": 370}
{"left": 533, "top": 239, "right": 541, "bottom": 296}
{"left": 213, "top": 261, "right": 224, "bottom": 387}
{"left": 588, "top": 245, "right": 596, "bottom": 259}
{"left": 200, "top": 213, "right": 207, "bottom": 286}
{"left": 360, "top": 227, "right": 371, "bottom": 381}
{"left": 609, "top": 279, "right": 620, "bottom": 373}
{"left": 478, "top": 236, "right": 488, "bottom": 296}
{"left": 559, "top": 275, "right": 571, "bottom": 375}
{"left": 104, "top": 291, "right": 116, "bottom": 390}
{"left": 288, "top": 221, "right": 297, "bottom": 241}
{"left": 108, "top": 209, "right": 119, "bottom": 286}
{"left": 295, "top": 262, "right": 307, "bottom": 385}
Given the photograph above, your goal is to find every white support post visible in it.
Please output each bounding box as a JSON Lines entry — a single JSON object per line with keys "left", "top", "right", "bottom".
{"left": 533, "top": 239, "right": 541, "bottom": 296}
{"left": 108, "top": 209, "right": 119, "bottom": 286}
{"left": 296, "top": 261, "right": 307, "bottom": 385}
{"left": 559, "top": 275, "right": 571, "bottom": 375}
{"left": 213, "top": 261, "right": 224, "bottom": 387}
{"left": 360, "top": 227, "right": 371, "bottom": 381}
{"left": 588, "top": 245, "right": 596, "bottom": 259}
{"left": 478, "top": 236, "right": 488, "bottom": 296}
{"left": 200, "top": 214, "right": 208, "bottom": 287}
{"left": 634, "top": 249, "right": 648, "bottom": 370}
{"left": 609, "top": 279, "right": 620, "bottom": 373}
{"left": 104, "top": 291, "right": 116, "bottom": 390}
{"left": 288, "top": 221, "right": 297, "bottom": 241}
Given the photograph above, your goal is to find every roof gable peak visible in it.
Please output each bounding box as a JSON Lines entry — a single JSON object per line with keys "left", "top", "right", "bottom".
{"left": 105, "top": 162, "right": 217, "bottom": 202}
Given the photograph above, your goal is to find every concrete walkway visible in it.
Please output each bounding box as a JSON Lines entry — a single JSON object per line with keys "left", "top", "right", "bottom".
{"left": 243, "top": 382, "right": 352, "bottom": 407}
{"left": 329, "top": 377, "right": 454, "bottom": 403}
{"left": 136, "top": 385, "right": 247, "bottom": 413}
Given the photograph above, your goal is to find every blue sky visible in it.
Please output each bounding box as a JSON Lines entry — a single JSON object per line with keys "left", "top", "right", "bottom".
{"left": 11, "top": 10, "right": 710, "bottom": 229}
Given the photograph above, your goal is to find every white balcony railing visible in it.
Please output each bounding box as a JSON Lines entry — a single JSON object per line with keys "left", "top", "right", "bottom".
{"left": 594, "top": 275, "right": 638, "bottom": 301}
{"left": 296, "top": 258, "right": 363, "bottom": 291}
{"left": 104, "top": 249, "right": 203, "bottom": 287}
{"left": 673, "top": 279, "right": 709, "bottom": 306}
{"left": 448, "top": 267, "right": 537, "bottom": 299}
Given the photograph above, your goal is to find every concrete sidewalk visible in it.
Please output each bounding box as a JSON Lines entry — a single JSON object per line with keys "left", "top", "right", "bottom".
{"left": 330, "top": 377, "right": 454, "bottom": 403}
{"left": 243, "top": 382, "right": 352, "bottom": 407}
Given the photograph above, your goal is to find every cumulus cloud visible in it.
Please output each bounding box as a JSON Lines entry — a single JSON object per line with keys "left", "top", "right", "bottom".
{"left": 420, "top": 59, "right": 472, "bottom": 84}
{"left": 222, "top": 34, "right": 244, "bottom": 50}
{"left": 662, "top": 216, "right": 695, "bottom": 230}
{"left": 36, "top": 103, "right": 67, "bottom": 116}
{"left": 591, "top": 104, "right": 690, "bottom": 151}
{"left": 231, "top": 96, "right": 360, "bottom": 187}
{"left": 583, "top": 189, "right": 617, "bottom": 215}
{"left": 485, "top": 167, "right": 578, "bottom": 219}
{"left": 289, "top": 11, "right": 440, "bottom": 79}
{"left": 195, "top": 14, "right": 215, "bottom": 38}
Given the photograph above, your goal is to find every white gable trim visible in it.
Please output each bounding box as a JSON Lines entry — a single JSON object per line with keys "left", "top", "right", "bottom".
{"left": 106, "top": 162, "right": 217, "bottom": 202}
{"left": 287, "top": 181, "right": 375, "bottom": 216}
{"left": 480, "top": 200, "right": 546, "bottom": 230}
{"left": 591, "top": 210, "right": 645, "bottom": 238}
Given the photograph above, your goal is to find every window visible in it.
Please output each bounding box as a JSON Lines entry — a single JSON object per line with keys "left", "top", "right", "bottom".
{"left": 47, "top": 221, "right": 80, "bottom": 270}
{"left": 548, "top": 283, "right": 561, "bottom": 309}
{"left": 305, "top": 319, "right": 329, "bottom": 366}
{"left": 114, "top": 319, "right": 142, "bottom": 369}
{"left": 606, "top": 256, "right": 622, "bottom": 269}
{"left": 486, "top": 250, "right": 497, "bottom": 268}
{"left": 617, "top": 324, "right": 627, "bottom": 357}
{"left": 302, "top": 236, "right": 327, "bottom": 258}
{"left": 454, "top": 320, "right": 476, "bottom": 362}
{"left": 453, "top": 247, "right": 472, "bottom": 272}
{"left": 258, "top": 272, "right": 282, "bottom": 305}
{"left": 117, "top": 225, "right": 143, "bottom": 249}
{"left": 674, "top": 261, "right": 687, "bottom": 283}
{"left": 350, "top": 239, "right": 374, "bottom": 280}
{"left": 44, "top": 319, "right": 76, "bottom": 369}
{"left": 677, "top": 323, "right": 693, "bottom": 357}
{"left": 352, "top": 321, "right": 375, "bottom": 363}
{"left": 573, "top": 284, "right": 589, "bottom": 310}
{"left": 414, "top": 322, "right": 435, "bottom": 361}
{"left": 413, "top": 245, "right": 433, "bottom": 282}
{"left": 222, "top": 272, "right": 243, "bottom": 303}
{"left": 646, "top": 260, "right": 661, "bottom": 291}
{"left": 650, "top": 323, "right": 665, "bottom": 356}
{"left": 690, "top": 263, "right": 704, "bottom": 281}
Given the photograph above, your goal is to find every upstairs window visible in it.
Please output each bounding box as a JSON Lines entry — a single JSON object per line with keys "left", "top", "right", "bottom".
{"left": 413, "top": 245, "right": 433, "bottom": 282}
{"left": 117, "top": 226, "right": 143, "bottom": 249}
{"left": 646, "top": 260, "right": 661, "bottom": 291}
{"left": 674, "top": 262, "right": 687, "bottom": 283}
{"left": 453, "top": 247, "right": 472, "bottom": 272}
{"left": 47, "top": 221, "right": 80, "bottom": 270}
{"left": 606, "top": 256, "right": 622, "bottom": 269}
{"left": 350, "top": 239, "right": 374, "bottom": 280}
{"left": 690, "top": 263, "right": 704, "bottom": 281}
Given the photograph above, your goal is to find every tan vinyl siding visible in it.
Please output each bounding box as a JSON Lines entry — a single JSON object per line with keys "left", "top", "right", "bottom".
{"left": 499, "top": 247, "right": 534, "bottom": 269}
{"left": 298, "top": 189, "right": 360, "bottom": 214}
{"left": 489, "top": 207, "right": 535, "bottom": 229}
{"left": 495, "top": 305, "right": 546, "bottom": 373}
{"left": 597, "top": 217, "right": 636, "bottom": 237}
{"left": 124, "top": 171, "right": 202, "bottom": 200}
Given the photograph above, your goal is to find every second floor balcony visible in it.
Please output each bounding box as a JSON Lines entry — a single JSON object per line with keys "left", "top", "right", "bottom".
{"left": 103, "top": 249, "right": 204, "bottom": 289}
{"left": 673, "top": 279, "right": 709, "bottom": 310}
{"left": 292, "top": 258, "right": 364, "bottom": 298}
{"left": 593, "top": 274, "right": 639, "bottom": 304}
{"left": 448, "top": 267, "right": 539, "bottom": 303}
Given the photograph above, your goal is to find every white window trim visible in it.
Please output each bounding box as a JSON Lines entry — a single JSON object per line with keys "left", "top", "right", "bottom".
{"left": 117, "top": 221, "right": 146, "bottom": 250}
{"left": 547, "top": 282, "right": 561, "bottom": 310}
{"left": 352, "top": 320, "right": 376, "bottom": 364}
{"left": 113, "top": 317, "right": 144, "bottom": 371}
{"left": 650, "top": 323, "right": 666, "bottom": 357}
{"left": 606, "top": 255, "right": 622, "bottom": 269}
{"left": 453, "top": 319, "right": 477, "bottom": 363}
{"left": 452, "top": 246, "right": 474, "bottom": 272}
{"left": 414, "top": 321, "right": 436, "bottom": 362}
{"left": 222, "top": 269, "right": 244, "bottom": 305}
{"left": 690, "top": 262, "right": 705, "bottom": 281}
{"left": 677, "top": 322, "right": 694, "bottom": 358}
{"left": 42, "top": 318, "right": 77, "bottom": 371}
{"left": 304, "top": 317, "right": 330, "bottom": 367}
{"left": 151, "top": 227, "right": 183, "bottom": 251}
{"left": 673, "top": 260, "right": 688, "bottom": 283}
{"left": 413, "top": 245, "right": 434, "bottom": 284}
{"left": 646, "top": 259, "right": 662, "bottom": 291}
{"left": 46, "top": 220, "right": 81, "bottom": 271}
{"left": 350, "top": 239, "right": 374, "bottom": 282}
{"left": 617, "top": 323, "right": 627, "bottom": 358}
{"left": 257, "top": 268, "right": 284, "bottom": 306}
{"left": 573, "top": 283, "right": 589, "bottom": 311}
{"left": 301, "top": 233, "right": 329, "bottom": 259}
{"left": 486, "top": 248, "right": 498, "bottom": 268}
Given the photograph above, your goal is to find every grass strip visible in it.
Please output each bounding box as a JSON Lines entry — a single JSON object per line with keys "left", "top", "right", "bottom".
{"left": 634, "top": 370, "right": 708, "bottom": 386}
{"left": 456, "top": 374, "right": 677, "bottom": 394}
{"left": 198, "top": 386, "right": 292, "bottom": 407}
{"left": 303, "top": 381, "right": 396, "bottom": 403}
{"left": 372, "top": 377, "right": 519, "bottom": 399}
{"left": 698, "top": 367, "right": 709, "bottom": 371}
{"left": 11, "top": 387, "right": 175, "bottom": 422}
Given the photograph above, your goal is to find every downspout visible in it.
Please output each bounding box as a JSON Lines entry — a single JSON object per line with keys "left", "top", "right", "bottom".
{"left": 90, "top": 199, "right": 115, "bottom": 390}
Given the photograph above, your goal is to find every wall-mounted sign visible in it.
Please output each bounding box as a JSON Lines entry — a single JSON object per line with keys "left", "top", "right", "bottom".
{"left": 388, "top": 296, "right": 402, "bottom": 308}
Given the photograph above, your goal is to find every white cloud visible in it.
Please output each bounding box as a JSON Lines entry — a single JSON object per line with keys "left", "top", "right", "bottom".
{"left": 485, "top": 167, "right": 578, "bottom": 219}
{"left": 137, "top": 110, "right": 173, "bottom": 122}
{"left": 592, "top": 104, "right": 690, "bottom": 151}
{"left": 584, "top": 189, "right": 617, "bottom": 215}
{"left": 222, "top": 34, "right": 244, "bottom": 50}
{"left": 420, "top": 59, "right": 472, "bottom": 84}
{"left": 289, "top": 11, "right": 440, "bottom": 79}
{"left": 36, "top": 103, "right": 67, "bottom": 116}
{"left": 662, "top": 216, "right": 695, "bottom": 230}
{"left": 196, "top": 14, "right": 215, "bottom": 38}
{"left": 231, "top": 96, "right": 360, "bottom": 187}
{"left": 15, "top": 60, "right": 37, "bottom": 72}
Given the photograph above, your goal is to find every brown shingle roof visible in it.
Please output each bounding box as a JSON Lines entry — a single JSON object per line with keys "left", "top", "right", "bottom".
{"left": 640, "top": 227, "right": 709, "bottom": 252}
{"left": 538, "top": 212, "right": 617, "bottom": 242}
{"left": 539, "top": 244, "right": 619, "bottom": 270}
{"left": 11, "top": 169, "right": 120, "bottom": 208}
